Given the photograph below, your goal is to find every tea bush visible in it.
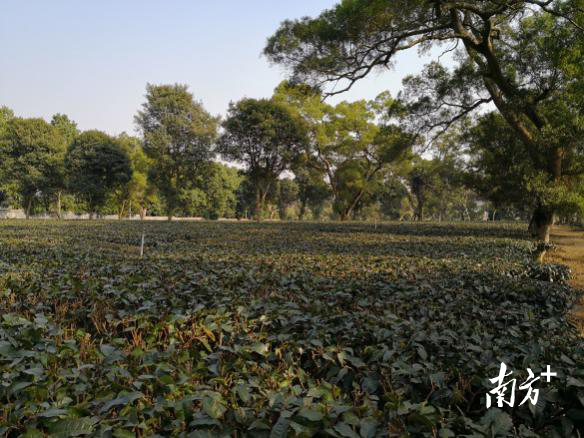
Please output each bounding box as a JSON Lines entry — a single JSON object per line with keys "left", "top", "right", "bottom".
{"left": 0, "top": 221, "right": 582, "bottom": 437}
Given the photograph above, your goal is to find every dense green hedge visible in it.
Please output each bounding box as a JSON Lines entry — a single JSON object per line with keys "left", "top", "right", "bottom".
{"left": 0, "top": 221, "right": 582, "bottom": 437}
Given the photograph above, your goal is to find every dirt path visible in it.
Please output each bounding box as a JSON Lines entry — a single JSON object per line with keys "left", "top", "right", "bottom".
{"left": 548, "top": 226, "right": 584, "bottom": 328}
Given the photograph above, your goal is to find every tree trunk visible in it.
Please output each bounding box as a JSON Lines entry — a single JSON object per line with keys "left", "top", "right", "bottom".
{"left": 416, "top": 204, "right": 424, "bottom": 222}
{"left": 118, "top": 201, "right": 126, "bottom": 220}
{"left": 140, "top": 206, "right": 147, "bottom": 221}
{"left": 56, "top": 191, "right": 62, "bottom": 220}
{"left": 25, "top": 197, "right": 33, "bottom": 219}
{"left": 255, "top": 188, "right": 269, "bottom": 222}
{"left": 529, "top": 206, "right": 554, "bottom": 243}
{"left": 254, "top": 189, "right": 261, "bottom": 222}
{"left": 298, "top": 200, "right": 306, "bottom": 221}
{"left": 527, "top": 147, "right": 561, "bottom": 244}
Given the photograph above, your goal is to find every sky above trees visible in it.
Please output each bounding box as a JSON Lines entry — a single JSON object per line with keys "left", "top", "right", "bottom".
{"left": 0, "top": 0, "right": 442, "bottom": 136}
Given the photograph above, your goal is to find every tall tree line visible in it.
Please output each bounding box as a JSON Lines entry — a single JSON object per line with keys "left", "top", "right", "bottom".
{"left": 2, "top": 74, "right": 566, "bottom": 227}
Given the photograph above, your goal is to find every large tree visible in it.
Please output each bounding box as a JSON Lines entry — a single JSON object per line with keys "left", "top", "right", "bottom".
{"left": 66, "top": 130, "right": 132, "bottom": 217}
{"left": 294, "top": 166, "right": 332, "bottom": 220}
{"left": 276, "top": 178, "right": 300, "bottom": 220}
{"left": 217, "top": 98, "right": 308, "bottom": 220}
{"left": 111, "top": 133, "right": 156, "bottom": 220}
{"left": 328, "top": 98, "right": 414, "bottom": 220}
{"left": 199, "top": 163, "right": 243, "bottom": 220}
{"left": 265, "top": 0, "right": 584, "bottom": 241}
{"left": 0, "top": 117, "right": 66, "bottom": 218}
{"left": 50, "top": 114, "right": 78, "bottom": 218}
{"left": 275, "top": 83, "right": 415, "bottom": 221}
{"left": 135, "top": 84, "right": 219, "bottom": 220}
{"left": 0, "top": 107, "right": 15, "bottom": 206}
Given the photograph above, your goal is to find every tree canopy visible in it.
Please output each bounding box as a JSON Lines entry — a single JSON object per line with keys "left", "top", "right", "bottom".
{"left": 66, "top": 130, "right": 132, "bottom": 216}
{"left": 0, "top": 117, "right": 67, "bottom": 217}
{"left": 217, "top": 98, "right": 308, "bottom": 220}
{"left": 135, "top": 83, "right": 219, "bottom": 219}
{"left": 275, "top": 83, "right": 415, "bottom": 220}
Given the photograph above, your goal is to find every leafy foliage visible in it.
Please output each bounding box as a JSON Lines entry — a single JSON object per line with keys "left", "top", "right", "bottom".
{"left": 135, "top": 84, "right": 219, "bottom": 218}
{"left": 217, "top": 98, "right": 308, "bottom": 220}
{"left": 65, "top": 131, "right": 133, "bottom": 214}
{"left": 0, "top": 117, "right": 67, "bottom": 216}
{"left": 275, "top": 83, "right": 416, "bottom": 221}
{"left": 0, "top": 221, "right": 582, "bottom": 436}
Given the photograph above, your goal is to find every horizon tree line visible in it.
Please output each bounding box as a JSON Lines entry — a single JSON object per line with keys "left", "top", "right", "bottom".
{"left": 0, "top": 79, "right": 555, "bottom": 227}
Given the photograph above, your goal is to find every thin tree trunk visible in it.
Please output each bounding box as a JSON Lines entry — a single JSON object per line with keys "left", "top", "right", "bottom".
{"left": 255, "top": 189, "right": 261, "bottom": 222}
{"left": 118, "top": 201, "right": 126, "bottom": 220}
{"left": 56, "top": 191, "right": 62, "bottom": 220}
{"left": 25, "top": 197, "right": 33, "bottom": 219}
{"left": 416, "top": 204, "right": 424, "bottom": 222}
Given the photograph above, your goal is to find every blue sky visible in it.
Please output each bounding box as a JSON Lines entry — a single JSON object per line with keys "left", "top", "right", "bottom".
{"left": 1, "top": 1, "right": 441, "bottom": 136}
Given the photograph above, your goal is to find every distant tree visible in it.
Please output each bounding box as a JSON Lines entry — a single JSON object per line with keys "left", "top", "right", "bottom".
{"left": 319, "top": 96, "right": 414, "bottom": 221}
{"left": 274, "top": 83, "right": 415, "bottom": 220}
{"left": 294, "top": 166, "right": 331, "bottom": 220}
{"left": 51, "top": 114, "right": 78, "bottom": 145}
{"left": 0, "top": 106, "right": 14, "bottom": 131}
{"left": 431, "top": 159, "right": 478, "bottom": 222}
{"left": 405, "top": 157, "right": 465, "bottom": 222}
{"left": 235, "top": 176, "right": 257, "bottom": 220}
{"left": 0, "top": 107, "right": 16, "bottom": 206}
{"left": 50, "top": 114, "right": 78, "bottom": 218}
{"left": 408, "top": 158, "right": 434, "bottom": 222}
{"left": 376, "top": 176, "right": 412, "bottom": 221}
{"left": 217, "top": 98, "right": 308, "bottom": 221}
{"left": 276, "top": 178, "right": 299, "bottom": 220}
{"left": 0, "top": 118, "right": 66, "bottom": 218}
{"left": 199, "top": 163, "right": 243, "bottom": 220}
{"left": 111, "top": 133, "right": 156, "bottom": 220}
{"left": 179, "top": 186, "right": 208, "bottom": 218}
{"left": 66, "top": 130, "right": 132, "bottom": 217}
{"left": 135, "top": 83, "right": 219, "bottom": 220}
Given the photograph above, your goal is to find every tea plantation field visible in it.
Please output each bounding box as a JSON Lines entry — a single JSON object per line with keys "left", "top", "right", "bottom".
{"left": 1, "top": 221, "right": 583, "bottom": 437}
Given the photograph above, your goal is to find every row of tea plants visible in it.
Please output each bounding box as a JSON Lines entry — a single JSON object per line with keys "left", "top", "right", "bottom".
{"left": 0, "top": 221, "right": 583, "bottom": 437}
